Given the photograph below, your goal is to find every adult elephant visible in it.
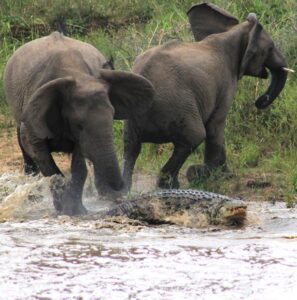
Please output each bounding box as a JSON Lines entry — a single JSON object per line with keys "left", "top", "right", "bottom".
{"left": 4, "top": 32, "right": 155, "bottom": 215}
{"left": 122, "top": 3, "right": 288, "bottom": 190}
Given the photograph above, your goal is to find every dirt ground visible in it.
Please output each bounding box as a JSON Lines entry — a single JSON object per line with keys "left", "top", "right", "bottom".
{"left": 0, "top": 127, "right": 71, "bottom": 174}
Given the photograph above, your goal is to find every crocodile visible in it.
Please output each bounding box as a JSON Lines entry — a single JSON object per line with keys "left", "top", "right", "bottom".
{"left": 99, "top": 189, "right": 247, "bottom": 228}
{"left": 49, "top": 176, "right": 247, "bottom": 227}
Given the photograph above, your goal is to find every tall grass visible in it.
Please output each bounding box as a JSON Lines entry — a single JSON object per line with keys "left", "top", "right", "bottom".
{"left": 0, "top": 0, "right": 296, "bottom": 202}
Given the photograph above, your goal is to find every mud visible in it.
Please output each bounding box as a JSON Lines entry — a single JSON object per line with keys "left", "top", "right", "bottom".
{"left": 0, "top": 172, "right": 296, "bottom": 299}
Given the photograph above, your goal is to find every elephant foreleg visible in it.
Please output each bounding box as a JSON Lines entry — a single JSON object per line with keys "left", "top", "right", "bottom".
{"left": 186, "top": 120, "right": 231, "bottom": 182}
{"left": 204, "top": 120, "right": 231, "bottom": 173}
{"left": 122, "top": 121, "right": 142, "bottom": 191}
{"left": 53, "top": 146, "right": 87, "bottom": 215}
{"left": 158, "top": 144, "right": 194, "bottom": 189}
{"left": 158, "top": 121, "right": 206, "bottom": 188}
{"left": 204, "top": 138, "right": 227, "bottom": 169}
{"left": 122, "top": 141, "right": 141, "bottom": 191}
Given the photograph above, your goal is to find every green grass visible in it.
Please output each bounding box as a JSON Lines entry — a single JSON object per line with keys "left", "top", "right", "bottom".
{"left": 0, "top": 0, "right": 297, "bottom": 205}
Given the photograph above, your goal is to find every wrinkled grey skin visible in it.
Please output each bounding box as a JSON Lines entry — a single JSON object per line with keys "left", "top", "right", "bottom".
{"left": 4, "top": 32, "right": 155, "bottom": 215}
{"left": 123, "top": 3, "right": 287, "bottom": 190}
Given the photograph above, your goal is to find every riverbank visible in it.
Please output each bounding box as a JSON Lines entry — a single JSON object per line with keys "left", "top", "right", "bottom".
{"left": 0, "top": 0, "right": 296, "bottom": 205}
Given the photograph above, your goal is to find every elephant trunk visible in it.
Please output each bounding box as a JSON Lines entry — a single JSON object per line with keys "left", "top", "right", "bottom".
{"left": 255, "top": 67, "right": 287, "bottom": 109}
{"left": 93, "top": 148, "right": 125, "bottom": 199}
{"left": 255, "top": 48, "right": 288, "bottom": 109}
{"left": 80, "top": 128, "right": 125, "bottom": 199}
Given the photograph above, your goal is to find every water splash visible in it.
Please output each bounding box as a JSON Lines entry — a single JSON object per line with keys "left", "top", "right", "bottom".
{"left": 0, "top": 172, "right": 296, "bottom": 299}
{"left": 0, "top": 173, "right": 56, "bottom": 221}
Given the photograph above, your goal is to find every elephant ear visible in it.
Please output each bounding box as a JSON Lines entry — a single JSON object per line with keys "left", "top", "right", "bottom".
{"left": 100, "top": 69, "right": 155, "bottom": 120}
{"left": 22, "top": 77, "right": 75, "bottom": 139}
{"left": 187, "top": 3, "right": 239, "bottom": 41}
{"left": 239, "top": 14, "right": 269, "bottom": 79}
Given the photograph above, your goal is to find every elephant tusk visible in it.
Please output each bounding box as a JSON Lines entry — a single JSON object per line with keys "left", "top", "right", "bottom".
{"left": 282, "top": 67, "right": 295, "bottom": 73}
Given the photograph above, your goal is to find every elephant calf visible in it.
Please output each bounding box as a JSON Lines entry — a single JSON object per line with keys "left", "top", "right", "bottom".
{"left": 4, "top": 32, "right": 155, "bottom": 215}
{"left": 123, "top": 3, "right": 288, "bottom": 190}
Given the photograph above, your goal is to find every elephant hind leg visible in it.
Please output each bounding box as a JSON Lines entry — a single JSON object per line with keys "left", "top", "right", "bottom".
{"left": 17, "top": 126, "right": 39, "bottom": 175}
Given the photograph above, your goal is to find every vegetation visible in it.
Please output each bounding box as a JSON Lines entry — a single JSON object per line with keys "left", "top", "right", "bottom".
{"left": 0, "top": 0, "right": 296, "bottom": 204}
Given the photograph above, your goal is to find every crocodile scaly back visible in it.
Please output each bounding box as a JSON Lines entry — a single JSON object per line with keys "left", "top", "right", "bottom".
{"left": 133, "top": 189, "right": 237, "bottom": 201}
{"left": 105, "top": 189, "right": 240, "bottom": 219}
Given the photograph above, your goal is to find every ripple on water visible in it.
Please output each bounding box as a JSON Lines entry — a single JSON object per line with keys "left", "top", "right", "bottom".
{"left": 0, "top": 172, "right": 296, "bottom": 299}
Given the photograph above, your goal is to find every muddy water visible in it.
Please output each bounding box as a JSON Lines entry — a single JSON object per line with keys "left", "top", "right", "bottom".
{"left": 0, "top": 173, "right": 296, "bottom": 300}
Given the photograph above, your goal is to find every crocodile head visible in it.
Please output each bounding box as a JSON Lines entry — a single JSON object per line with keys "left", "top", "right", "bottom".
{"left": 210, "top": 199, "right": 247, "bottom": 226}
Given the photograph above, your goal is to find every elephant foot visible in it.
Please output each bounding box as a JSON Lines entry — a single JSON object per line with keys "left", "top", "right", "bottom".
{"left": 186, "top": 164, "right": 233, "bottom": 183}
{"left": 98, "top": 191, "right": 125, "bottom": 204}
{"left": 24, "top": 162, "right": 40, "bottom": 176}
{"left": 49, "top": 175, "right": 66, "bottom": 210}
{"left": 49, "top": 175, "right": 87, "bottom": 215}
{"left": 122, "top": 176, "right": 132, "bottom": 194}
{"left": 96, "top": 182, "right": 126, "bottom": 203}
{"left": 59, "top": 200, "right": 88, "bottom": 216}
{"left": 53, "top": 192, "right": 88, "bottom": 216}
{"left": 186, "top": 164, "right": 210, "bottom": 183}
{"left": 157, "top": 173, "right": 180, "bottom": 189}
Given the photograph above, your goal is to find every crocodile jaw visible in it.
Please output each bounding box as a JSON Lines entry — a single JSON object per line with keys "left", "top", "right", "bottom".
{"left": 215, "top": 202, "right": 247, "bottom": 226}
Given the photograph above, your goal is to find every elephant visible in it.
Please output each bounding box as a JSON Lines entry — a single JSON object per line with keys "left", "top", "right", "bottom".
{"left": 122, "top": 3, "right": 288, "bottom": 190}
{"left": 4, "top": 31, "right": 155, "bottom": 215}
